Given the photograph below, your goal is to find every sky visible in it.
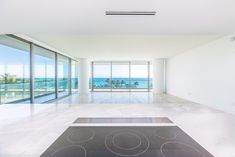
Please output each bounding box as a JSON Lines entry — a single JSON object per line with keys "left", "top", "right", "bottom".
{"left": 0, "top": 44, "right": 70, "bottom": 78}
{"left": 0, "top": 43, "right": 151, "bottom": 79}
{"left": 93, "top": 64, "right": 151, "bottom": 78}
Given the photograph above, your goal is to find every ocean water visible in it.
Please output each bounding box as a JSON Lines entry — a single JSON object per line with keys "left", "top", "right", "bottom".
{"left": 0, "top": 78, "right": 78, "bottom": 91}
{"left": 92, "top": 78, "right": 152, "bottom": 89}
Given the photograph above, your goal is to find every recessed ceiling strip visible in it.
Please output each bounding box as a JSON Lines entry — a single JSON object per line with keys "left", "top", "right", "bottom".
{"left": 105, "top": 11, "right": 156, "bottom": 15}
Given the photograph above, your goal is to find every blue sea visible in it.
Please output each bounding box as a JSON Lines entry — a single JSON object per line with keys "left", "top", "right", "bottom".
{"left": 92, "top": 78, "right": 152, "bottom": 89}
{"left": 0, "top": 78, "right": 151, "bottom": 90}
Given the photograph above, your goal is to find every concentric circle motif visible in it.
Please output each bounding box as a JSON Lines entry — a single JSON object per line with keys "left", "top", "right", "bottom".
{"left": 160, "top": 142, "right": 205, "bottom": 157}
{"left": 154, "top": 128, "right": 177, "bottom": 140}
{"left": 66, "top": 128, "right": 95, "bottom": 144}
{"left": 105, "top": 129, "right": 149, "bottom": 156}
{"left": 113, "top": 132, "right": 142, "bottom": 150}
{"left": 50, "top": 145, "right": 86, "bottom": 157}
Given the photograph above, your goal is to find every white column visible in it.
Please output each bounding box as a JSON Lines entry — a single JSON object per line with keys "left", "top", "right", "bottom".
{"left": 152, "top": 58, "right": 166, "bottom": 94}
{"left": 79, "top": 58, "right": 90, "bottom": 94}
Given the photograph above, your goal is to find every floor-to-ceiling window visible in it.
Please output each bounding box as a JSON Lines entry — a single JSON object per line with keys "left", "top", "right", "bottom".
{"left": 149, "top": 63, "right": 153, "bottom": 90}
{"left": 71, "top": 60, "right": 78, "bottom": 92}
{"left": 91, "top": 61, "right": 152, "bottom": 91}
{"left": 92, "top": 62, "right": 111, "bottom": 91}
{"left": 0, "top": 35, "right": 30, "bottom": 104}
{"left": 0, "top": 35, "right": 79, "bottom": 105}
{"left": 58, "top": 54, "right": 70, "bottom": 97}
{"left": 112, "top": 62, "right": 130, "bottom": 91}
{"left": 34, "top": 46, "right": 56, "bottom": 103}
{"left": 130, "top": 61, "right": 149, "bottom": 91}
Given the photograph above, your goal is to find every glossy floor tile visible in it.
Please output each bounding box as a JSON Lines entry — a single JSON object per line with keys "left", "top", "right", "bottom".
{"left": 0, "top": 92, "right": 234, "bottom": 157}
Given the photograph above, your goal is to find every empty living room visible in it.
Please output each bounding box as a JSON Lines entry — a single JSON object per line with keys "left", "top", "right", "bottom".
{"left": 0, "top": 0, "right": 235, "bottom": 157}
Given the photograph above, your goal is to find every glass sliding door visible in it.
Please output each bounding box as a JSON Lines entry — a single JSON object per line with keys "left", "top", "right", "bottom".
{"left": 0, "top": 35, "right": 30, "bottom": 104}
{"left": 91, "top": 61, "right": 152, "bottom": 92}
{"left": 58, "top": 54, "right": 69, "bottom": 97}
{"left": 112, "top": 62, "right": 130, "bottom": 91}
{"left": 0, "top": 35, "right": 79, "bottom": 105}
{"left": 92, "top": 62, "right": 111, "bottom": 91}
{"left": 130, "top": 61, "right": 148, "bottom": 91}
{"left": 149, "top": 63, "right": 153, "bottom": 91}
{"left": 34, "top": 46, "right": 56, "bottom": 103}
{"left": 71, "top": 60, "right": 78, "bottom": 93}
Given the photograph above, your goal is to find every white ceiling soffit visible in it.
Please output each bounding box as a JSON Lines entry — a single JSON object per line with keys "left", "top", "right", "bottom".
{"left": 0, "top": 0, "right": 235, "bottom": 34}
{"left": 27, "top": 34, "right": 223, "bottom": 60}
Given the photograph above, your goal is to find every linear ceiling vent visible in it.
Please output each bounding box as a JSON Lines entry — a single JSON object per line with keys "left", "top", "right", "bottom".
{"left": 105, "top": 11, "right": 156, "bottom": 15}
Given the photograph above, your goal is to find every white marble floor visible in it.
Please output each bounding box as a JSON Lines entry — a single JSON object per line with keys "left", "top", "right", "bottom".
{"left": 0, "top": 92, "right": 235, "bottom": 157}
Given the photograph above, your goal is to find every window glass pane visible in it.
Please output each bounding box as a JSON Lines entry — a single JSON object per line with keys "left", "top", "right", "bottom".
{"left": 91, "top": 61, "right": 151, "bottom": 92}
{"left": 58, "top": 54, "right": 69, "bottom": 97}
{"left": 149, "top": 63, "right": 153, "bottom": 90}
{"left": 93, "top": 62, "right": 111, "bottom": 91}
{"left": 0, "top": 35, "right": 30, "bottom": 104}
{"left": 71, "top": 60, "right": 78, "bottom": 92}
{"left": 112, "top": 62, "right": 130, "bottom": 91}
{"left": 130, "top": 61, "right": 148, "bottom": 91}
{"left": 34, "top": 46, "right": 56, "bottom": 103}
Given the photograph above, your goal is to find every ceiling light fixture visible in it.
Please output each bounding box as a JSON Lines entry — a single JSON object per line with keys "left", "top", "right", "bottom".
{"left": 105, "top": 11, "right": 156, "bottom": 15}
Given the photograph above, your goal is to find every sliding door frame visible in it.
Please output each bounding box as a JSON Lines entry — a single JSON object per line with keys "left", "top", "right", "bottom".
{"left": 91, "top": 61, "right": 152, "bottom": 92}
{"left": 30, "top": 43, "right": 35, "bottom": 103}
{"left": 1, "top": 34, "right": 79, "bottom": 104}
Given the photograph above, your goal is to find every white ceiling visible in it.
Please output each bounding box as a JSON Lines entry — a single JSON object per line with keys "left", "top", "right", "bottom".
{"left": 0, "top": 0, "right": 231, "bottom": 59}
{"left": 0, "top": 0, "right": 235, "bottom": 34}
{"left": 27, "top": 34, "right": 222, "bottom": 60}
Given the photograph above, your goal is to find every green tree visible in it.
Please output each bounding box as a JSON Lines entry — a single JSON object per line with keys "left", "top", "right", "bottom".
{"left": 0, "top": 73, "right": 17, "bottom": 95}
{"left": 105, "top": 78, "right": 110, "bottom": 86}
{"left": 112, "top": 80, "right": 116, "bottom": 87}
{"left": 116, "top": 80, "right": 121, "bottom": 87}
{"left": 121, "top": 80, "right": 126, "bottom": 87}
{"left": 134, "top": 81, "right": 139, "bottom": 88}
{"left": 1, "top": 73, "right": 17, "bottom": 84}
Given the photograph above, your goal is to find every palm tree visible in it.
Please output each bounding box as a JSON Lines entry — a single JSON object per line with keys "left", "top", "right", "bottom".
{"left": 1, "top": 73, "right": 17, "bottom": 84}
{"left": 0, "top": 73, "right": 17, "bottom": 94}
{"left": 121, "top": 80, "right": 126, "bottom": 87}
{"left": 105, "top": 78, "right": 110, "bottom": 87}
{"left": 116, "top": 80, "right": 121, "bottom": 87}
{"left": 105, "top": 78, "right": 110, "bottom": 83}
{"left": 112, "top": 80, "right": 116, "bottom": 88}
{"left": 134, "top": 81, "right": 139, "bottom": 88}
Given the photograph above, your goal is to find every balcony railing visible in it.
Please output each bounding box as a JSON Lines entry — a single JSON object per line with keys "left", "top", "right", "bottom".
{"left": 91, "top": 78, "right": 153, "bottom": 90}
{"left": 0, "top": 82, "right": 30, "bottom": 104}
{"left": 0, "top": 79, "right": 78, "bottom": 104}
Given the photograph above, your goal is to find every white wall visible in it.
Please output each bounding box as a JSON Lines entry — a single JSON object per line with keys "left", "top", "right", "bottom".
{"left": 79, "top": 58, "right": 90, "bottom": 94}
{"left": 167, "top": 35, "right": 235, "bottom": 114}
{"left": 152, "top": 58, "right": 165, "bottom": 94}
